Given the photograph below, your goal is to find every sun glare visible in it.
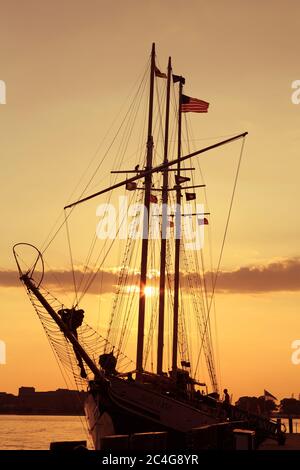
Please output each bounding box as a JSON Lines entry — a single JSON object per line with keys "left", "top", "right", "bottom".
{"left": 124, "top": 285, "right": 158, "bottom": 297}
{"left": 144, "top": 286, "right": 157, "bottom": 297}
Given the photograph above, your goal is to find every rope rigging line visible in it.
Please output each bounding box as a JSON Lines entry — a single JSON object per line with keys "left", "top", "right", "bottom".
{"left": 106, "top": 73, "right": 167, "bottom": 359}
{"left": 77, "top": 173, "right": 145, "bottom": 306}
{"left": 113, "top": 232, "right": 138, "bottom": 348}
{"left": 104, "top": 190, "right": 142, "bottom": 350}
{"left": 27, "top": 291, "right": 93, "bottom": 447}
{"left": 77, "top": 213, "right": 128, "bottom": 304}
{"left": 183, "top": 115, "right": 219, "bottom": 390}
{"left": 183, "top": 249, "right": 213, "bottom": 383}
{"left": 176, "top": 131, "right": 198, "bottom": 372}
{"left": 185, "top": 117, "right": 222, "bottom": 389}
{"left": 110, "top": 238, "right": 138, "bottom": 350}
{"left": 75, "top": 177, "right": 118, "bottom": 298}
{"left": 39, "top": 60, "right": 150, "bottom": 257}
{"left": 116, "top": 238, "right": 142, "bottom": 353}
{"left": 173, "top": 119, "right": 213, "bottom": 386}
{"left": 65, "top": 211, "right": 78, "bottom": 307}
{"left": 180, "top": 245, "right": 207, "bottom": 379}
{"left": 74, "top": 65, "right": 151, "bottom": 306}
{"left": 24, "top": 283, "right": 135, "bottom": 381}
{"left": 193, "top": 136, "right": 247, "bottom": 378}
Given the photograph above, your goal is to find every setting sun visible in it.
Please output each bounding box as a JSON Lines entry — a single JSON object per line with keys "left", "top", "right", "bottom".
{"left": 144, "top": 286, "right": 158, "bottom": 297}
{"left": 124, "top": 285, "right": 158, "bottom": 297}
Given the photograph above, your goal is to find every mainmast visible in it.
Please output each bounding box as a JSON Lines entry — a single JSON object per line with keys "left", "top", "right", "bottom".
{"left": 157, "top": 57, "right": 172, "bottom": 374}
{"left": 136, "top": 43, "right": 156, "bottom": 373}
{"left": 172, "top": 76, "right": 184, "bottom": 372}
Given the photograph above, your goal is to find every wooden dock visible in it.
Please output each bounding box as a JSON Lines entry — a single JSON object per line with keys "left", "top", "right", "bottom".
{"left": 259, "top": 434, "right": 300, "bottom": 450}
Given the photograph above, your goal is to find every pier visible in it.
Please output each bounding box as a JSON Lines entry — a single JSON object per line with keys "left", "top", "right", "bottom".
{"left": 260, "top": 434, "right": 300, "bottom": 450}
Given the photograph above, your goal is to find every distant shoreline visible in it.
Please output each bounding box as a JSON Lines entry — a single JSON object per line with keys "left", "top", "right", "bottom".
{"left": 0, "top": 387, "right": 86, "bottom": 416}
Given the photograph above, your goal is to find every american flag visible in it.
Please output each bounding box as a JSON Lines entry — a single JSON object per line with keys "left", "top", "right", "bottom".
{"left": 198, "top": 217, "right": 209, "bottom": 225}
{"left": 181, "top": 94, "right": 209, "bottom": 113}
{"left": 149, "top": 194, "right": 158, "bottom": 203}
{"left": 154, "top": 66, "right": 167, "bottom": 79}
{"left": 126, "top": 181, "right": 137, "bottom": 191}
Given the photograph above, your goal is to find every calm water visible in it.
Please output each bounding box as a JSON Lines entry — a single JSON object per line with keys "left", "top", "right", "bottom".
{"left": 1, "top": 415, "right": 299, "bottom": 450}
{"left": 0, "top": 415, "right": 93, "bottom": 450}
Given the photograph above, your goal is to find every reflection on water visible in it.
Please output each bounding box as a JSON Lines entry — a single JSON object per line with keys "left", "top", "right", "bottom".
{"left": 0, "top": 415, "right": 93, "bottom": 450}
{"left": 2, "top": 415, "right": 299, "bottom": 449}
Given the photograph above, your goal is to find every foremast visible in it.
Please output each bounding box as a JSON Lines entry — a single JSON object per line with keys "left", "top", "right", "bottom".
{"left": 136, "top": 43, "right": 156, "bottom": 374}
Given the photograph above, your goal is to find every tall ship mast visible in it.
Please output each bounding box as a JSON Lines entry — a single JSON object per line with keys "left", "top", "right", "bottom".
{"left": 13, "top": 44, "right": 284, "bottom": 449}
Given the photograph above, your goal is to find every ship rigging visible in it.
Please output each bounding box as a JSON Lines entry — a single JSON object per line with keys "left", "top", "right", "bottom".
{"left": 13, "top": 44, "right": 284, "bottom": 449}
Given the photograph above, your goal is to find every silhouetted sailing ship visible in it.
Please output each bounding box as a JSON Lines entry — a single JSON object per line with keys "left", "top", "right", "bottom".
{"left": 14, "top": 44, "right": 285, "bottom": 449}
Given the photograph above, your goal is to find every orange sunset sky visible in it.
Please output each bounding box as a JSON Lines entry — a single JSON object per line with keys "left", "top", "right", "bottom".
{"left": 1, "top": 0, "right": 300, "bottom": 401}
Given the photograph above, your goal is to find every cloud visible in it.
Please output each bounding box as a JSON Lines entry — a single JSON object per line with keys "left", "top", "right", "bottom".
{"left": 2, "top": 258, "right": 300, "bottom": 294}
{"left": 0, "top": 268, "right": 138, "bottom": 295}
{"left": 206, "top": 258, "right": 300, "bottom": 293}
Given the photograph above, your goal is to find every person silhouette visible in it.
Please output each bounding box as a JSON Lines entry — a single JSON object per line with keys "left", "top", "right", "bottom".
{"left": 58, "top": 307, "right": 87, "bottom": 378}
{"left": 223, "top": 388, "right": 230, "bottom": 405}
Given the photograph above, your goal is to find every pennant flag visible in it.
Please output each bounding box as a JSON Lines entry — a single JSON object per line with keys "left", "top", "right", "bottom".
{"left": 198, "top": 217, "right": 209, "bottom": 225}
{"left": 155, "top": 66, "right": 167, "bottom": 79}
{"left": 181, "top": 94, "right": 209, "bottom": 113}
{"left": 150, "top": 194, "right": 158, "bottom": 203}
{"left": 126, "top": 181, "right": 137, "bottom": 191}
{"left": 175, "top": 175, "right": 190, "bottom": 185}
{"left": 181, "top": 360, "right": 191, "bottom": 367}
{"left": 264, "top": 389, "right": 277, "bottom": 401}
{"left": 172, "top": 74, "right": 185, "bottom": 85}
{"left": 186, "top": 192, "right": 196, "bottom": 201}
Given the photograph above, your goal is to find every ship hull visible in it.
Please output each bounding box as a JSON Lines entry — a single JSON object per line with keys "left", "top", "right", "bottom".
{"left": 84, "top": 377, "right": 223, "bottom": 450}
